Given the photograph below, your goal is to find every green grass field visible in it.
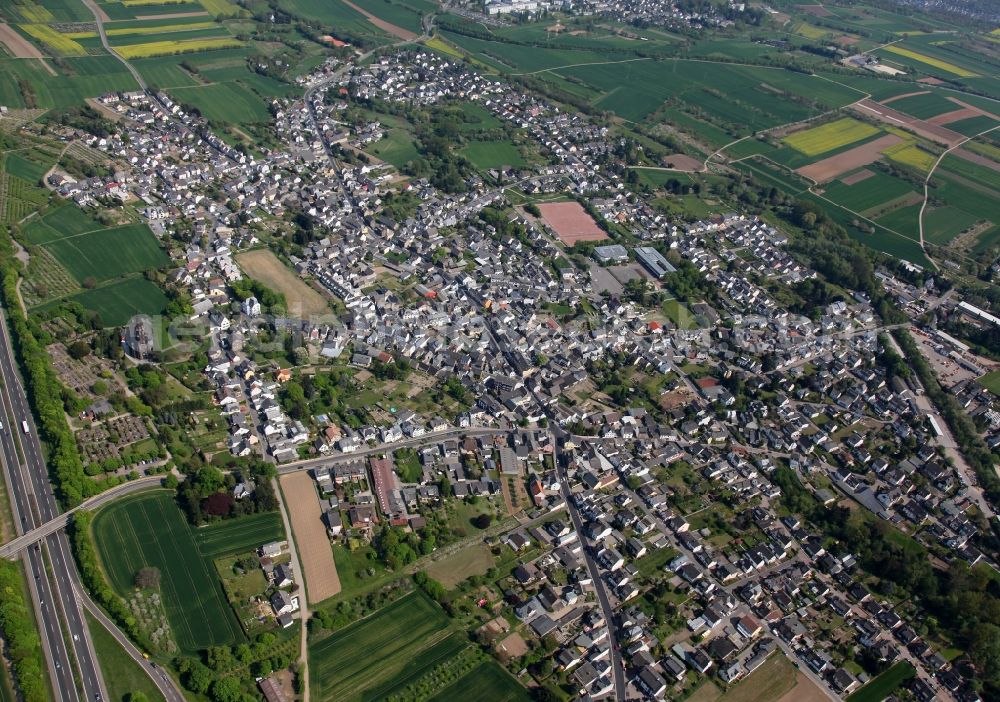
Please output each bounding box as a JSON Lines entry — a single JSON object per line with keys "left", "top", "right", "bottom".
{"left": 92, "top": 490, "right": 245, "bottom": 652}
{"left": 443, "top": 29, "right": 866, "bottom": 129}
{"left": 23, "top": 205, "right": 107, "bottom": 244}
{"left": 461, "top": 140, "right": 525, "bottom": 170}
{"left": 280, "top": 0, "right": 391, "bottom": 41}
{"left": 887, "top": 91, "right": 963, "bottom": 119}
{"left": 454, "top": 101, "right": 503, "bottom": 132}
{"left": 86, "top": 612, "right": 166, "bottom": 702}
{"left": 799, "top": 192, "right": 930, "bottom": 266}
{"left": 874, "top": 202, "right": 922, "bottom": 237}
{"left": 847, "top": 661, "right": 916, "bottom": 702}
{"left": 821, "top": 171, "right": 918, "bottom": 213}
{"left": 428, "top": 660, "right": 532, "bottom": 702}
{"left": 931, "top": 170, "right": 1000, "bottom": 225}
{"left": 4, "top": 152, "right": 53, "bottom": 184}
{"left": 978, "top": 370, "right": 1000, "bottom": 396}
{"left": 192, "top": 512, "right": 285, "bottom": 558}
{"left": 169, "top": 80, "right": 274, "bottom": 124}
{"left": 973, "top": 224, "right": 1000, "bottom": 253}
{"left": 923, "top": 206, "right": 981, "bottom": 245}
{"left": 946, "top": 114, "right": 999, "bottom": 137}
{"left": 50, "top": 275, "right": 167, "bottom": 326}
{"left": 347, "top": 0, "right": 432, "bottom": 34}
{"left": 367, "top": 128, "right": 421, "bottom": 167}
{"left": 311, "top": 591, "right": 458, "bottom": 701}
{"left": 42, "top": 223, "right": 169, "bottom": 284}
{"left": 733, "top": 157, "right": 811, "bottom": 195}
{"left": 0, "top": 57, "right": 139, "bottom": 109}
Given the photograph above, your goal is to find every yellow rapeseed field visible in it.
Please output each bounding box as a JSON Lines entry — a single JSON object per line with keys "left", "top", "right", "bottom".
{"left": 121, "top": 0, "right": 190, "bottom": 6}
{"left": 783, "top": 118, "right": 880, "bottom": 157}
{"left": 792, "top": 22, "right": 828, "bottom": 40}
{"left": 883, "top": 141, "right": 938, "bottom": 173}
{"left": 67, "top": 21, "right": 219, "bottom": 39}
{"left": 14, "top": 2, "right": 54, "bottom": 23}
{"left": 424, "top": 37, "right": 462, "bottom": 58}
{"left": 883, "top": 45, "right": 977, "bottom": 78}
{"left": 19, "top": 23, "right": 86, "bottom": 56}
{"left": 199, "top": 0, "right": 244, "bottom": 16}
{"left": 113, "top": 37, "right": 242, "bottom": 59}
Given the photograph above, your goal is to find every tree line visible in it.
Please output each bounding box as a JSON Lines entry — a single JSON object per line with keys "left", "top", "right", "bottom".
{"left": 0, "top": 560, "right": 47, "bottom": 702}
{"left": 893, "top": 328, "right": 1000, "bottom": 505}
{"left": 0, "top": 228, "right": 120, "bottom": 506}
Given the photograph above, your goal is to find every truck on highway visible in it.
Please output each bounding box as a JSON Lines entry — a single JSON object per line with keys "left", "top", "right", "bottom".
{"left": 21, "top": 420, "right": 29, "bottom": 434}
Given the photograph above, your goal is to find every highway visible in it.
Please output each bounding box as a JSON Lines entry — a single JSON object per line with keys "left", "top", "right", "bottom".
{"left": 0, "top": 302, "right": 192, "bottom": 701}
{"left": 0, "top": 475, "right": 165, "bottom": 559}
{"left": 0, "top": 306, "right": 104, "bottom": 701}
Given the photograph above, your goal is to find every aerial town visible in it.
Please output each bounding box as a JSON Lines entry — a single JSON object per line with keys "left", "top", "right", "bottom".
{"left": 1, "top": 1, "right": 1000, "bottom": 702}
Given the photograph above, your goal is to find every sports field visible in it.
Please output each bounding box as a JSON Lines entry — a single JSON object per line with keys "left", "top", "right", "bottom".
{"left": 92, "top": 490, "right": 245, "bottom": 652}
{"left": 537, "top": 201, "right": 607, "bottom": 245}
{"left": 310, "top": 591, "right": 524, "bottom": 702}
{"left": 783, "top": 118, "right": 880, "bottom": 157}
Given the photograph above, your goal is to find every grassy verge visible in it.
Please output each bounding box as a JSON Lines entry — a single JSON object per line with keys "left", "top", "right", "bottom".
{"left": 85, "top": 612, "right": 166, "bottom": 702}
{"left": 847, "top": 661, "right": 916, "bottom": 702}
{"left": 0, "top": 560, "right": 48, "bottom": 702}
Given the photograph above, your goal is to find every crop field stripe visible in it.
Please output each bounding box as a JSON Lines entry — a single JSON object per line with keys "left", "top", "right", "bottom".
{"left": 93, "top": 491, "right": 244, "bottom": 651}
{"left": 113, "top": 37, "right": 242, "bottom": 59}
{"left": 783, "top": 118, "right": 880, "bottom": 156}
{"left": 882, "top": 45, "right": 977, "bottom": 77}
{"left": 140, "top": 497, "right": 199, "bottom": 649}
{"left": 428, "top": 660, "right": 531, "bottom": 702}
{"left": 311, "top": 590, "right": 460, "bottom": 701}
{"left": 193, "top": 513, "right": 284, "bottom": 557}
